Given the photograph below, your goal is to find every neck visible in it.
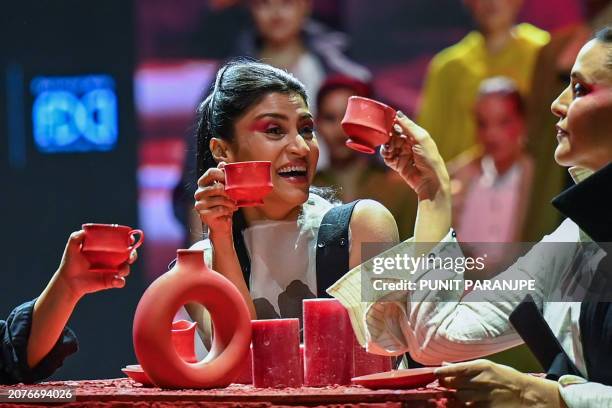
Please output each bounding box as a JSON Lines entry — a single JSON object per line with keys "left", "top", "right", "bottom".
{"left": 242, "top": 201, "right": 302, "bottom": 224}
{"left": 259, "top": 38, "right": 305, "bottom": 69}
{"left": 481, "top": 25, "right": 514, "bottom": 54}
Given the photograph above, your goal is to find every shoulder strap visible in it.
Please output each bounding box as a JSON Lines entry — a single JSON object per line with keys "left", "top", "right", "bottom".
{"left": 315, "top": 200, "right": 360, "bottom": 298}
{"left": 232, "top": 210, "right": 252, "bottom": 288}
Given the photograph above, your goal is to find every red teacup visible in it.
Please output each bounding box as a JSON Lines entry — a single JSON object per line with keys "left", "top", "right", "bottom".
{"left": 224, "top": 161, "right": 273, "bottom": 207}
{"left": 341, "top": 96, "right": 396, "bottom": 154}
{"left": 81, "top": 223, "right": 144, "bottom": 270}
{"left": 172, "top": 320, "right": 198, "bottom": 363}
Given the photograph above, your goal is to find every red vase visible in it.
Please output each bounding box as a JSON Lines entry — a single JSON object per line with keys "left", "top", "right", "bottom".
{"left": 133, "top": 249, "right": 252, "bottom": 389}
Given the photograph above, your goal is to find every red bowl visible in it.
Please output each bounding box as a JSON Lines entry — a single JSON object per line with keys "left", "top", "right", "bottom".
{"left": 224, "top": 161, "right": 273, "bottom": 207}
{"left": 341, "top": 96, "right": 396, "bottom": 154}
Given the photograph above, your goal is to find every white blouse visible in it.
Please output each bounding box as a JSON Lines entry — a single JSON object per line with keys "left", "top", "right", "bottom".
{"left": 200, "top": 193, "right": 335, "bottom": 321}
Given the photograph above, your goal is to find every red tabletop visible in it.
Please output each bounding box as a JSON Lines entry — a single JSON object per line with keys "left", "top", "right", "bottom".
{"left": 0, "top": 378, "right": 458, "bottom": 407}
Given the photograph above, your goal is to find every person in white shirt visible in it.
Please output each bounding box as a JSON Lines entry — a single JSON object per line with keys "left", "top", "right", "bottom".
{"left": 329, "top": 27, "right": 612, "bottom": 407}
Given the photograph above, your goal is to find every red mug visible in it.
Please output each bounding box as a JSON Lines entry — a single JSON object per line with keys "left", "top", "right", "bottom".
{"left": 224, "top": 161, "right": 273, "bottom": 207}
{"left": 341, "top": 96, "right": 397, "bottom": 154}
{"left": 81, "top": 223, "right": 144, "bottom": 270}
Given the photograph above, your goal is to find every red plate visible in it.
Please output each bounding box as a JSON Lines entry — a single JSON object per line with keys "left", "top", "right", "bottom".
{"left": 351, "top": 367, "right": 439, "bottom": 389}
{"left": 122, "top": 364, "right": 154, "bottom": 387}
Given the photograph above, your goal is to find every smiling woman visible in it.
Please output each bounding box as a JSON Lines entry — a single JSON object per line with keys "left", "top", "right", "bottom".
{"left": 186, "top": 60, "right": 398, "bottom": 333}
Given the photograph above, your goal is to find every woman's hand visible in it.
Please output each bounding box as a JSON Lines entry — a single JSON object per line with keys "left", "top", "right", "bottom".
{"left": 194, "top": 162, "right": 237, "bottom": 240}
{"left": 28, "top": 231, "right": 138, "bottom": 367}
{"left": 56, "top": 231, "right": 137, "bottom": 300}
{"left": 382, "top": 112, "right": 451, "bottom": 244}
{"left": 435, "top": 359, "right": 565, "bottom": 408}
{"left": 381, "top": 112, "right": 450, "bottom": 201}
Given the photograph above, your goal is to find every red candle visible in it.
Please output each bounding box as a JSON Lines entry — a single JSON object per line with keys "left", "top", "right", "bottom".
{"left": 251, "top": 319, "right": 302, "bottom": 388}
{"left": 303, "top": 299, "right": 354, "bottom": 386}
{"left": 234, "top": 344, "right": 253, "bottom": 384}
{"left": 353, "top": 339, "right": 393, "bottom": 377}
{"left": 299, "top": 343, "right": 304, "bottom": 384}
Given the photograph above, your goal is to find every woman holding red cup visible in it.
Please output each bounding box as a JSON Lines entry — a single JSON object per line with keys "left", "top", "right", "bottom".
{"left": 188, "top": 60, "right": 400, "bottom": 337}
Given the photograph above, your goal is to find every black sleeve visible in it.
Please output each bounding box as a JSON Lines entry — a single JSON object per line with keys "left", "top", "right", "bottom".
{"left": 1, "top": 299, "right": 78, "bottom": 384}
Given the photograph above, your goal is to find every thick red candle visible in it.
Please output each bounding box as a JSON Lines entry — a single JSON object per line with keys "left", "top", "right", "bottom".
{"left": 251, "top": 319, "right": 302, "bottom": 388}
{"left": 353, "top": 339, "right": 393, "bottom": 377}
{"left": 234, "top": 345, "right": 253, "bottom": 384}
{"left": 303, "top": 299, "right": 354, "bottom": 386}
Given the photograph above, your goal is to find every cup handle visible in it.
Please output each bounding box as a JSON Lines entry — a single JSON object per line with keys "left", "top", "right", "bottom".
{"left": 129, "top": 229, "right": 145, "bottom": 250}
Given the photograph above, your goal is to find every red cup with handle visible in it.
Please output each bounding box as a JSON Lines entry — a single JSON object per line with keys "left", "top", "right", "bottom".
{"left": 341, "top": 96, "right": 396, "bottom": 154}
{"left": 224, "top": 161, "right": 273, "bottom": 207}
{"left": 81, "top": 223, "right": 144, "bottom": 270}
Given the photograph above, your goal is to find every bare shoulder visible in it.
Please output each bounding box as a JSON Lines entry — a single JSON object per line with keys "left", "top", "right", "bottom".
{"left": 350, "top": 199, "right": 399, "bottom": 243}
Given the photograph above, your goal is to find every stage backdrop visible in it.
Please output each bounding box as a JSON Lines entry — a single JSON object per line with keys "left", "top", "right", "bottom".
{"left": 0, "top": 0, "right": 145, "bottom": 380}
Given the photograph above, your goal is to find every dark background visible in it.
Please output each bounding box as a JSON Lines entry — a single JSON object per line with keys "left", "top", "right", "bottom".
{"left": 1, "top": 0, "right": 144, "bottom": 380}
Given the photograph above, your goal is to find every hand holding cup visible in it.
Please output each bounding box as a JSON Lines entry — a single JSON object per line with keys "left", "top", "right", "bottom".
{"left": 380, "top": 112, "right": 449, "bottom": 201}
{"left": 59, "top": 229, "right": 140, "bottom": 298}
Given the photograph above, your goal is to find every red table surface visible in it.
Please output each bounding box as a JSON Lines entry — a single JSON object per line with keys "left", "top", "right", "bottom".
{"left": 0, "top": 378, "right": 458, "bottom": 408}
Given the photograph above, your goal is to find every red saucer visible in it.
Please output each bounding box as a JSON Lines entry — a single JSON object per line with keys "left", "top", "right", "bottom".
{"left": 351, "top": 367, "right": 439, "bottom": 389}
{"left": 122, "top": 364, "right": 154, "bottom": 387}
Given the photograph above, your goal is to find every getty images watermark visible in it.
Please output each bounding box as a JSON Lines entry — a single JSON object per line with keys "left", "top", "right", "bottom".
{"left": 369, "top": 251, "right": 536, "bottom": 292}
{"left": 358, "top": 241, "right": 612, "bottom": 302}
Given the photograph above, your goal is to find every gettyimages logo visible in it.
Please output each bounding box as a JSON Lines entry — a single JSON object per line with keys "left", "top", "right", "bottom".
{"left": 359, "top": 241, "right": 612, "bottom": 302}
{"left": 371, "top": 252, "right": 486, "bottom": 275}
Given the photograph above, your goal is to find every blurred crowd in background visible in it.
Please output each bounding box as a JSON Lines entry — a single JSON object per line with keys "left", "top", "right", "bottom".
{"left": 137, "top": 0, "right": 612, "bottom": 280}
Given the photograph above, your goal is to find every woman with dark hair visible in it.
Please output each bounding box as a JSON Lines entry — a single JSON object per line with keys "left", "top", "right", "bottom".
{"left": 331, "top": 28, "right": 612, "bottom": 406}
{"left": 186, "top": 60, "right": 410, "bottom": 330}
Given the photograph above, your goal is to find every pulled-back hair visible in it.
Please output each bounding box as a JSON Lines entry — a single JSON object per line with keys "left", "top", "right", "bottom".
{"left": 196, "top": 59, "right": 308, "bottom": 178}
{"left": 193, "top": 59, "right": 309, "bottom": 283}
{"left": 595, "top": 26, "right": 612, "bottom": 69}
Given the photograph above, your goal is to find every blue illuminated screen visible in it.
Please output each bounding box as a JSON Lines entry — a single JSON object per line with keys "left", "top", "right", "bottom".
{"left": 31, "top": 74, "right": 118, "bottom": 153}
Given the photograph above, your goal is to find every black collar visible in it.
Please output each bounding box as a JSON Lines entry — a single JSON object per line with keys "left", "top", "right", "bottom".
{"left": 551, "top": 163, "right": 612, "bottom": 243}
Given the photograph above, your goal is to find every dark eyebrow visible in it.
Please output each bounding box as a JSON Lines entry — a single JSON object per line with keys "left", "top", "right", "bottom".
{"left": 254, "top": 113, "right": 288, "bottom": 121}
{"left": 253, "top": 112, "right": 313, "bottom": 121}
{"left": 570, "top": 71, "right": 588, "bottom": 82}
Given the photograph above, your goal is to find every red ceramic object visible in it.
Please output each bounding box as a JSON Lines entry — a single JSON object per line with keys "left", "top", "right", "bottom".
{"left": 224, "top": 161, "right": 273, "bottom": 207}
{"left": 353, "top": 340, "right": 393, "bottom": 377}
{"left": 351, "top": 367, "right": 438, "bottom": 389}
{"left": 251, "top": 319, "right": 302, "bottom": 388}
{"left": 133, "top": 249, "right": 252, "bottom": 389}
{"left": 81, "top": 223, "right": 144, "bottom": 269}
{"left": 122, "top": 321, "right": 197, "bottom": 386}
{"left": 122, "top": 365, "right": 154, "bottom": 386}
{"left": 303, "top": 299, "right": 354, "bottom": 386}
{"left": 172, "top": 320, "right": 198, "bottom": 364}
{"left": 341, "top": 96, "right": 396, "bottom": 154}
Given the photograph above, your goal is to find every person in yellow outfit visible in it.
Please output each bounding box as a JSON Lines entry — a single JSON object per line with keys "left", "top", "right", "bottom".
{"left": 417, "top": 0, "right": 549, "bottom": 163}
